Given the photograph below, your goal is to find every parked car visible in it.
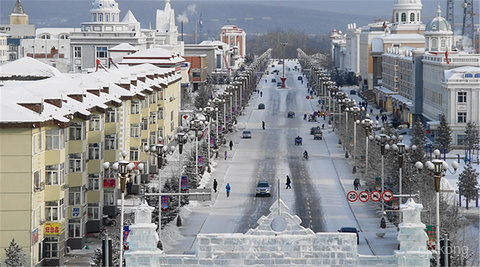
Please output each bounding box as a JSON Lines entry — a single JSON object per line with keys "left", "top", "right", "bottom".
{"left": 298, "top": 76, "right": 303, "bottom": 81}
{"left": 271, "top": 78, "right": 276, "bottom": 83}
{"left": 277, "top": 82, "right": 282, "bottom": 87}
{"left": 314, "top": 132, "right": 323, "bottom": 140}
{"left": 258, "top": 103, "right": 265, "bottom": 109}
{"left": 287, "top": 111, "right": 295, "bottom": 118}
{"left": 350, "top": 89, "right": 357, "bottom": 95}
{"left": 242, "top": 130, "right": 252, "bottom": 139}
{"left": 338, "top": 227, "right": 359, "bottom": 244}
{"left": 255, "top": 181, "right": 271, "bottom": 197}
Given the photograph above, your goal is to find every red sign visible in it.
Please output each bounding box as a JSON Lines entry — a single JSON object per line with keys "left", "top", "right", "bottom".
{"left": 306, "top": 95, "right": 310, "bottom": 99}
{"left": 382, "top": 191, "right": 393, "bottom": 202}
{"left": 370, "top": 191, "right": 381, "bottom": 202}
{"left": 103, "top": 179, "right": 116, "bottom": 188}
{"left": 359, "top": 191, "right": 369, "bottom": 202}
{"left": 347, "top": 191, "right": 358, "bottom": 202}
{"left": 44, "top": 222, "right": 61, "bottom": 236}
{"left": 427, "top": 225, "right": 436, "bottom": 249}
{"left": 124, "top": 226, "right": 130, "bottom": 250}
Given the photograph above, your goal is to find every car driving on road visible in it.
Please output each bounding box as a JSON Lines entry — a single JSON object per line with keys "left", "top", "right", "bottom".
{"left": 255, "top": 181, "right": 271, "bottom": 197}
{"left": 242, "top": 130, "right": 252, "bottom": 139}
{"left": 338, "top": 227, "right": 359, "bottom": 244}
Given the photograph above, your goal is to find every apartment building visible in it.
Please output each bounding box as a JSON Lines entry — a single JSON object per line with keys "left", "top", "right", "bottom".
{"left": 0, "top": 57, "right": 181, "bottom": 265}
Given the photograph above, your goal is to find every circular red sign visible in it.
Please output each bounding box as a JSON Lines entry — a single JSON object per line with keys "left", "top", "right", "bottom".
{"left": 347, "top": 191, "right": 358, "bottom": 202}
{"left": 382, "top": 190, "right": 393, "bottom": 202}
{"left": 306, "top": 95, "right": 310, "bottom": 99}
{"left": 370, "top": 190, "right": 381, "bottom": 202}
{"left": 359, "top": 191, "right": 369, "bottom": 202}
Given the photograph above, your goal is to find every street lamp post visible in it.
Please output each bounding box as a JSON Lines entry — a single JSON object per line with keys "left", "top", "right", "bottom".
{"left": 103, "top": 153, "right": 144, "bottom": 267}
{"left": 175, "top": 130, "right": 189, "bottom": 225}
{"left": 376, "top": 133, "right": 390, "bottom": 216}
{"left": 416, "top": 150, "right": 458, "bottom": 266}
{"left": 280, "top": 42, "right": 288, "bottom": 88}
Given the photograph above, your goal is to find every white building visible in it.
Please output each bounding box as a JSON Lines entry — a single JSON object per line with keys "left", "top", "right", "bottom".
{"left": 331, "top": 29, "right": 346, "bottom": 70}
{"left": 0, "top": 33, "right": 8, "bottom": 64}
{"left": 220, "top": 25, "right": 246, "bottom": 58}
{"left": 69, "top": 0, "right": 149, "bottom": 71}
{"left": 443, "top": 67, "right": 480, "bottom": 145}
{"left": 155, "top": 0, "right": 179, "bottom": 47}
{"left": 345, "top": 24, "right": 361, "bottom": 75}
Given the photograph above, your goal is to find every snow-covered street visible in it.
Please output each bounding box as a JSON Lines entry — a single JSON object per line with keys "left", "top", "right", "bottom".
{"left": 163, "top": 60, "right": 399, "bottom": 256}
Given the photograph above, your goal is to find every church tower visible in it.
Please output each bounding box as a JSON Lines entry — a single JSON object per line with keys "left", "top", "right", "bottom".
{"left": 9, "top": 0, "right": 29, "bottom": 25}
{"left": 390, "top": 0, "right": 425, "bottom": 34}
{"left": 424, "top": 4, "right": 453, "bottom": 52}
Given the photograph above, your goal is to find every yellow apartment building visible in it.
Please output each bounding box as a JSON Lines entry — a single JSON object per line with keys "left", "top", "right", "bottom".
{"left": 0, "top": 58, "right": 183, "bottom": 266}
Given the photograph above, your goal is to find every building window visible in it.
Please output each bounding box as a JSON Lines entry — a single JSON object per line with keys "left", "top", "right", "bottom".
{"left": 171, "top": 121, "right": 175, "bottom": 133}
{"left": 74, "top": 47, "right": 82, "bottom": 58}
{"left": 395, "top": 13, "right": 399, "bottom": 22}
{"left": 33, "top": 132, "right": 44, "bottom": 154}
{"left": 98, "top": 14, "right": 103, "bottom": 22}
{"left": 105, "top": 108, "right": 117, "bottom": 123}
{"left": 141, "top": 118, "right": 149, "bottom": 130}
{"left": 130, "top": 124, "right": 140, "bottom": 137}
{"left": 69, "top": 122, "right": 86, "bottom": 141}
{"left": 130, "top": 147, "right": 139, "bottom": 161}
{"left": 457, "top": 92, "right": 467, "bottom": 103}
{"left": 96, "top": 46, "right": 108, "bottom": 59}
{"left": 44, "top": 237, "right": 59, "bottom": 258}
{"left": 46, "top": 129, "right": 66, "bottom": 150}
{"left": 457, "top": 112, "right": 467, "bottom": 123}
{"left": 46, "top": 163, "right": 65, "bottom": 185}
{"left": 88, "top": 142, "right": 102, "bottom": 160}
{"left": 45, "top": 199, "right": 65, "bottom": 221}
{"left": 131, "top": 101, "right": 140, "bottom": 114}
{"left": 88, "top": 204, "right": 100, "bottom": 220}
{"left": 68, "top": 219, "right": 82, "bottom": 238}
{"left": 69, "top": 153, "right": 85, "bottom": 173}
{"left": 170, "top": 111, "right": 174, "bottom": 121}
{"left": 432, "top": 39, "right": 437, "bottom": 49}
{"left": 150, "top": 92, "right": 157, "bottom": 104}
{"left": 89, "top": 114, "right": 103, "bottom": 131}
{"left": 88, "top": 174, "right": 101, "bottom": 191}
{"left": 464, "top": 73, "right": 473, "bottom": 78}
{"left": 158, "top": 108, "right": 164, "bottom": 120}
{"left": 69, "top": 187, "right": 82, "bottom": 206}
{"left": 106, "top": 14, "right": 109, "bottom": 22}
{"left": 149, "top": 131, "right": 157, "bottom": 145}
{"left": 457, "top": 134, "right": 467, "bottom": 145}
{"left": 41, "top": 34, "right": 51, "bottom": 39}
{"left": 141, "top": 139, "right": 148, "bottom": 150}
{"left": 401, "top": 13, "right": 406, "bottom": 22}
{"left": 150, "top": 112, "right": 157, "bottom": 124}
{"left": 441, "top": 39, "right": 446, "bottom": 48}
{"left": 410, "top": 13, "right": 415, "bottom": 22}
{"left": 104, "top": 191, "right": 115, "bottom": 206}
{"left": 105, "top": 134, "right": 117, "bottom": 150}
{"left": 141, "top": 96, "right": 149, "bottom": 109}
{"left": 193, "top": 72, "right": 201, "bottom": 78}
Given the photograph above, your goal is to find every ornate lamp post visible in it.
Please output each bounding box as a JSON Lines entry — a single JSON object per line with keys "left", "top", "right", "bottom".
{"left": 191, "top": 119, "right": 204, "bottom": 178}
{"left": 415, "top": 149, "right": 458, "bottom": 266}
{"left": 103, "top": 152, "right": 144, "bottom": 266}
{"left": 143, "top": 138, "right": 172, "bottom": 242}
{"left": 199, "top": 105, "right": 217, "bottom": 173}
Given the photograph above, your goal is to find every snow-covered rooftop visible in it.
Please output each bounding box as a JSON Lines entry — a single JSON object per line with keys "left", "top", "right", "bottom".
{"left": 444, "top": 66, "right": 480, "bottom": 80}
{"left": 109, "top": 43, "right": 139, "bottom": 52}
{"left": 0, "top": 57, "right": 62, "bottom": 78}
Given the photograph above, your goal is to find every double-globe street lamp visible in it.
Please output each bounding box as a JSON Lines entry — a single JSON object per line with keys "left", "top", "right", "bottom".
{"left": 415, "top": 149, "right": 458, "bottom": 266}
{"left": 199, "top": 105, "right": 217, "bottom": 173}
{"left": 103, "top": 152, "right": 144, "bottom": 266}
{"left": 175, "top": 130, "right": 189, "bottom": 225}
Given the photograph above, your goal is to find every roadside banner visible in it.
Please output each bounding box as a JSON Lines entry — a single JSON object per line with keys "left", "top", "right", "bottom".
{"left": 181, "top": 176, "right": 188, "bottom": 191}
{"left": 427, "top": 225, "right": 436, "bottom": 249}
{"left": 392, "top": 197, "right": 399, "bottom": 209}
{"left": 161, "top": 196, "right": 169, "bottom": 211}
{"left": 375, "top": 177, "right": 382, "bottom": 191}
{"left": 198, "top": 156, "right": 203, "bottom": 168}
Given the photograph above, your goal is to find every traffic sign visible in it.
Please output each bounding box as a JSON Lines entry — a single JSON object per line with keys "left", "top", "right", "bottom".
{"left": 347, "top": 191, "right": 358, "bottom": 202}
{"left": 359, "top": 191, "right": 369, "bottom": 202}
{"left": 382, "top": 190, "right": 393, "bottom": 202}
{"left": 370, "top": 191, "right": 381, "bottom": 202}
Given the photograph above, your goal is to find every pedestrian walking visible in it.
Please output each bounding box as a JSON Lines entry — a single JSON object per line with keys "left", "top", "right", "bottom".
{"left": 226, "top": 183, "right": 231, "bottom": 197}
{"left": 213, "top": 179, "right": 218, "bottom": 193}
{"left": 286, "top": 175, "right": 292, "bottom": 189}
{"left": 260, "top": 91, "right": 263, "bottom": 97}
{"left": 229, "top": 140, "right": 233, "bottom": 150}
{"left": 224, "top": 151, "right": 227, "bottom": 160}
{"left": 262, "top": 121, "right": 265, "bottom": 130}
{"left": 376, "top": 115, "right": 379, "bottom": 121}
{"left": 370, "top": 108, "right": 373, "bottom": 114}
{"left": 353, "top": 178, "right": 360, "bottom": 190}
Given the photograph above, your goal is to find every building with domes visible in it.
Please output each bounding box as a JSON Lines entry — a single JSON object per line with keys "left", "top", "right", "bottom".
{"left": 390, "top": 0, "right": 425, "bottom": 34}
{"left": 424, "top": 5, "right": 453, "bottom": 53}
{"left": 69, "top": 0, "right": 152, "bottom": 72}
